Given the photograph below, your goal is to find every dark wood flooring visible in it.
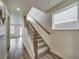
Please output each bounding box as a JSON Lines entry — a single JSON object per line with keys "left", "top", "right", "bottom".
{"left": 6, "top": 37, "right": 31, "bottom": 59}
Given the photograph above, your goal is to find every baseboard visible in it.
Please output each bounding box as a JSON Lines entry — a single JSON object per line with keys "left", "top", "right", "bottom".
{"left": 10, "top": 36, "right": 21, "bottom": 38}
{"left": 49, "top": 50, "right": 63, "bottom": 59}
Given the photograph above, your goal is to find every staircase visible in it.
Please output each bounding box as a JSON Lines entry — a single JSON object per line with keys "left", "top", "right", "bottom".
{"left": 37, "top": 38, "right": 49, "bottom": 57}
{"left": 24, "top": 18, "right": 62, "bottom": 59}
{"left": 28, "top": 27, "right": 49, "bottom": 57}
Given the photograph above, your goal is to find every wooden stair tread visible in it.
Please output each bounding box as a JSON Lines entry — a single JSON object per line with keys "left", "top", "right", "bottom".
{"left": 38, "top": 42, "right": 46, "bottom": 48}
{"left": 37, "top": 35, "right": 41, "bottom": 38}
{"left": 46, "top": 53, "right": 54, "bottom": 59}
{"left": 38, "top": 55, "right": 49, "bottom": 59}
{"left": 38, "top": 46, "right": 49, "bottom": 56}
{"left": 38, "top": 39, "right": 43, "bottom": 43}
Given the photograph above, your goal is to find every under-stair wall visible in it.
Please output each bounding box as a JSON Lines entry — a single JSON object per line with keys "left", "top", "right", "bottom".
{"left": 21, "top": 17, "right": 34, "bottom": 59}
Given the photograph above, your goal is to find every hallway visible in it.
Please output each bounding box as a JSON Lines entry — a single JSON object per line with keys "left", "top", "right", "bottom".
{"left": 0, "top": 0, "right": 79, "bottom": 59}
{"left": 6, "top": 37, "right": 31, "bottom": 59}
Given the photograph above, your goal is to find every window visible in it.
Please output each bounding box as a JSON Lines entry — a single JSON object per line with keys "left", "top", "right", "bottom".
{"left": 52, "top": 2, "right": 78, "bottom": 30}
{"left": 10, "top": 25, "right": 15, "bottom": 34}
{"left": 20, "top": 27, "right": 22, "bottom": 36}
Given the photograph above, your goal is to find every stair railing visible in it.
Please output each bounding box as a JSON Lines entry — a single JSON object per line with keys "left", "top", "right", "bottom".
{"left": 29, "top": 21, "right": 38, "bottom": 59}
{"left": 24, "top": 16, "right": 38, "bottom": 59}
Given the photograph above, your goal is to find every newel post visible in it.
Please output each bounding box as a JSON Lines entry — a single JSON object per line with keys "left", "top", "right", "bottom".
{"left": 34, "top": 31, "right": 38, "bottom": 59}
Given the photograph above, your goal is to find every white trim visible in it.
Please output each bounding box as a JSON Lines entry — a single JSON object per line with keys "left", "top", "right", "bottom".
{"left": 54, "top": 19, "right": 77, "bottom": 24}
{"left": 78, "top": 1, "right": 79, "bottom": 28}
{"left": 50, "top": 49, "right": 68, "bottom": 59}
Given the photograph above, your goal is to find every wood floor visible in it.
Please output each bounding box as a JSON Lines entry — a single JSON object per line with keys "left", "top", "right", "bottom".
{"left": 6, "top": 37, "right": 56, "bottom": 59}
{"left": 6, "top": 37, "right": 31, "bottom": 59}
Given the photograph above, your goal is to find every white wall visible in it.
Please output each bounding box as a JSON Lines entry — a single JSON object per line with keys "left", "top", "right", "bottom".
{"left": 50, "top": 31, "right": 79, "bottom": 59}
{"left": 27, "top": 0, "right": 79, "bottom": 59}
{"left": 47, "top": 1, "right": 79, "bottom": 59}
{"left": 0, "top": 22, "right": 7, "bottom": 59}
{"left": 0, "top": 36, "right": 7, "bottom": 59}
{"left": 28, "top": 7, "right": 52, "bottom": 33}
{"left": 0, "top": 26, "right": 6, "bottom": 36}
{"left": 0, "top": 1, "right": 9, "bottom": 59}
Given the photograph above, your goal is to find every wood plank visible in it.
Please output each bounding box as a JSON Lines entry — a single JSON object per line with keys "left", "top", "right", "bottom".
{"left": 6, "top": 37, "right": 31, "bottom": 59}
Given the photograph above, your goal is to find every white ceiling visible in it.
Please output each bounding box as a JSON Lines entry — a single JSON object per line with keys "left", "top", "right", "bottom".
{"left": 4, "top": 0, "right": 63, "bottom": 15}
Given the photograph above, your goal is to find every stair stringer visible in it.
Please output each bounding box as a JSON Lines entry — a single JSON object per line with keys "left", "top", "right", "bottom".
{"left": 29, "top": 19, "right": 53, "bottom": 52}
{"left": 21, "top": 19, "right": 35, "bottom": 59}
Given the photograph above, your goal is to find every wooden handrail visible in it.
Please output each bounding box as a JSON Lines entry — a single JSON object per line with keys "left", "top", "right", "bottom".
{"left": 29, "top": 15, "right": 50, "bottom": 34}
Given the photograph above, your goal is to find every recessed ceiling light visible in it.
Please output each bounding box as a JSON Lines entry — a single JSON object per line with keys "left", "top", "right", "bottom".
{"left": 16, "top": 8, "right": 20, "bottom": 11}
